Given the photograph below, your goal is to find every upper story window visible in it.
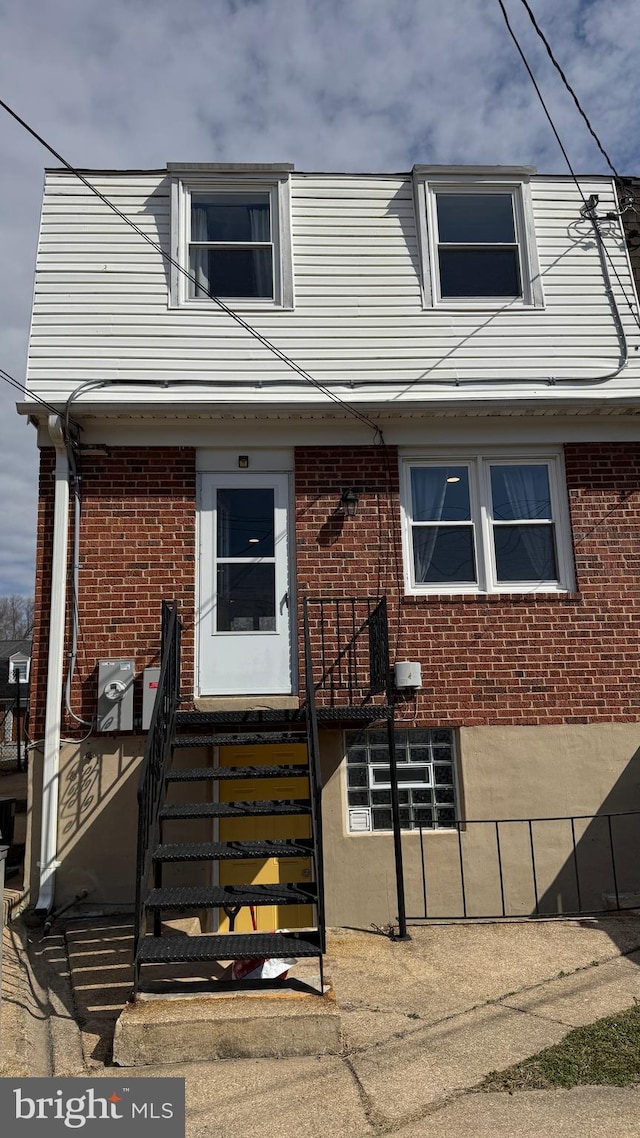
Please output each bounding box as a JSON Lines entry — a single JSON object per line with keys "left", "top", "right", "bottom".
{"left": 400, "top": 450, "right": 574, "bottom": 595}
{"left": 413, "top": 167, "right": 544, "bottom": 309}
{"left": 168, "top": 163, "right": 294, "bottom": 309}
{"left": 8, "top": 654, "right": 30, "bottom": 683}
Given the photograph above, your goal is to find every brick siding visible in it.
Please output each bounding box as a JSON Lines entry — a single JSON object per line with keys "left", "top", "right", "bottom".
{"left": 30, "top": 448, "right": 196, "bottom": 736}
{"left": 295, "top": 443, "right": 640, "bottom": 726}
{"left": 30, "top": 441, "right": 640, "bottom": 736}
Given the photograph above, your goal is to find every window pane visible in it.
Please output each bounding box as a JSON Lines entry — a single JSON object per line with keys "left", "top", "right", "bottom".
{"left": 435, "top": 785, "right": 455, "bottom": 804}
{"left": 490, "top": 465, "right": 552, "bottom": 521}
{"left": 345, "top": 728, "right": 459, "bottom": 832}
{"left": 348, "top": 789, "right": 369, "bottom": 807}
{"left": 372, "top": 808, "right": 393, "bottom": 831}
{"left": 434, "top": 764, "right": 453, "bottom": 784}
{"left": 412, "top": 527, "right": 476, "bottom": 584}
{"left": 439, "top": 248, "right": 521, "bottom": 298}
{"left": 371, "top": 789, "right": 391, "bottom": 805}
{"left": 217, "top": 489, "right": 274, "bottom": 557}
{"left": 412, "top": 788, "right": 433, "bottom": 804}
{"left": 494, "top": 524, "right": 557, "bottom": 581}
{"left": 191, "top": 193, "right": 271, "bottom": 242}
{"left": 411, "top": 466, "right": 470, "bottom": 521}
{"left": 347, "top": 747, "right": 367, "bottom": 765}
{"left": 347, "top": 766, "right": 368, "bottom": 788}
{"left": 436, "top": 193, "right": 516, "bottom": 243}
{"left": 189, "top": 248, "right": 273, "bottom": 298}
{"left": 216, "top": 564, "right": 276, "bottom": 631}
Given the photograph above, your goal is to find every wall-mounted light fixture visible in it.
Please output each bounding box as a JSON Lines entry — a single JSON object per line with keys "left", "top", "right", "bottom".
{"left": 238, "top": 455, "right": 249, "bottom": 468}
{"left": 340, "top": 488, "right": 359, "bottom": 517}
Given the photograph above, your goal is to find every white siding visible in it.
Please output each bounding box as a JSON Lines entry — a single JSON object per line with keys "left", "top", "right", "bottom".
{"left": 24, "top": 170, "right": 640, "bottom": 407}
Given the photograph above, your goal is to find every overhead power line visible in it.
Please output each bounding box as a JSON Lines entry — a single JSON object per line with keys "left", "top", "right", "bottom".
{"left": 0, "top": 95, "right": 382, "bottom": 440}
{"left": 496, "top": 0, "right": 640, "bottom": 336}
{"left": 0, "top": 363, "right": 79, "bottom": 422}
{"left": 516, "top": 0, "right": 622, "bottom": 184}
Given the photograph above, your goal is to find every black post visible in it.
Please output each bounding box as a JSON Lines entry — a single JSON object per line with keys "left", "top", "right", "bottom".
{"left": 386, "top": 707, "right": 410, "bottom": 940}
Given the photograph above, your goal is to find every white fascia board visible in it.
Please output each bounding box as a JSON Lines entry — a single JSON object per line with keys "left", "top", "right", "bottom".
{"left": 412, "top": 164, "right": 537, "bottom": 177}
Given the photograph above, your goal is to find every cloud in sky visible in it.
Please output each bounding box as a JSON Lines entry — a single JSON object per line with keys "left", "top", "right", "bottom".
{"left": 0, "top": 0, "right": 637, "bottom": 594}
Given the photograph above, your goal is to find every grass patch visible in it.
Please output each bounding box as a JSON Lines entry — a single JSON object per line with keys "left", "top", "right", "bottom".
{"left": 483, "top": 1004, "right": 640, "bottom": 1091}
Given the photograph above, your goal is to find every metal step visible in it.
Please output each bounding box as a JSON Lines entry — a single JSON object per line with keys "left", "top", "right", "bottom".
{"left": 145, "top": 884, "right": 316, "bottom": 911}
{"left": 166, "top": 765, "right": 309, "bottom": 782}
{"left": 159, "top": 800, "right": 311, "bottom": 821}
{"left": 176, "top": 710, "right": 306, "bottom": 729}
{"left": 136, "top": 931, "right": 322, "bottom": 964}
{"left": 153, "top": 839, "right": 314, "bottom": 863}
{"left": 173, "top": 732, "right": 307, "bottom": 749}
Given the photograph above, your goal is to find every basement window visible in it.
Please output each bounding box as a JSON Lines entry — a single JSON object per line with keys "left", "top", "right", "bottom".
{"left": 345, "top": 727, "right": 459, "bottom": 833}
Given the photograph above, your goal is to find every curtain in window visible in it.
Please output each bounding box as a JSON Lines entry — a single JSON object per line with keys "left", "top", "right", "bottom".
{"left": 411, "top": 469, "right": 449, "bottom": 581}
{"left": 249, "top": 204, "right": 271, "bottom": 296}
{"left": 191, "top": 202, "right": 271, "bottom": 298}
{"left": 191, "top": 203, "right": 210, "bottom": 297}
{"left": 494, "top": 465, "right": 554, "bottom": 580}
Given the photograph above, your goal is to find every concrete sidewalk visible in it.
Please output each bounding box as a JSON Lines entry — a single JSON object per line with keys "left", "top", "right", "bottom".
{"left": 3, "top": 914, "right": 640, "bottom": 1136}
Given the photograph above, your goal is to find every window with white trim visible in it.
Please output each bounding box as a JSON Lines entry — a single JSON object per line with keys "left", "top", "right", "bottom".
{"left": 8, "top": 654, "right": 29, "bottom": 683}
{"left": 401, "top": 452, "right": 574, "bottom": 595}
{"left": 346, "top": 728, "right": 459, "bottom": 833}
{"left": 169, "top": 165, "right": 293, "bottom": 308}
{"left": 414, "top": 168, "right": 543, "bottom": 308}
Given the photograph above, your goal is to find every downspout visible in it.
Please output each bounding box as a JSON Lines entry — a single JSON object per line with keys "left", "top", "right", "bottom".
{"left": 35, "top": 414, "right": 70, "bottom": 913}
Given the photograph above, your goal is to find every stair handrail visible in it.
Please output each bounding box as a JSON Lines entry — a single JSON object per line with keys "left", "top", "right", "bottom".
{"left": 303, "top": 595, "right": 390, "bottom": 703}
{"left": 133, "top": 600, "right": 182, "bottom": 968}
{"left": 303, "top": 594, "right": 408, "bottom": 940}
{"left": 303, "top": 599, "right": 327, "bottom": 953}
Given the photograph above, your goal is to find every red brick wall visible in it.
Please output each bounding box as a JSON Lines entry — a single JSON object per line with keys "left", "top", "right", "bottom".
{"left": 295, "top": 443, "right": 640, "bottom": 726}
{"left": 30, "top": 441, "right": 640, "bottom": 736}
{"left": 31, "top": 447, "right": 196, "bottom": 736}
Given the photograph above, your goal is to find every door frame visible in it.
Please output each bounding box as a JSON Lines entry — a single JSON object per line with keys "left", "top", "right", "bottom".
{"left": 195, "top": 462, "right": 297, "bottom": 697}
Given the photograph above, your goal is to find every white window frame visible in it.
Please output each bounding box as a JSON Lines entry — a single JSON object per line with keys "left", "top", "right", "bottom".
{"left": 345, "top": 727, "right": 459, "bottom": 834}
{"left": 400, "top": 448, "right": 574, "bottom": 596}
{"left": 413, "top": 167, "right": 544, "bottom": 310}
{"left": 8, "top": 654, "right": 30, "bottom": 683}
{"left": 169, "top": 166, "right": 294, "bottom": 310}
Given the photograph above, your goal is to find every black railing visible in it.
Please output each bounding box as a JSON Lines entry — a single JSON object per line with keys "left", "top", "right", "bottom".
{"left": 303, "top": 595, "right": 408, "bottom": 939}
{"left": 133, "top": 601, "right": 182, "bottom": 983}
{"left": 302, "top": 605, "right": 327, "bottom": 957}
{"left": 407, "top": 811, "right": 640, "bottom": 921}
{"left": 303, "top": 596, "right": 390, "bottom": 706}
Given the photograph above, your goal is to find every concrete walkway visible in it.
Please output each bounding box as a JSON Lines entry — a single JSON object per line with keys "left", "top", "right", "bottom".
{"left": 3, "top": 914, "right": 640, "bottom": 1136}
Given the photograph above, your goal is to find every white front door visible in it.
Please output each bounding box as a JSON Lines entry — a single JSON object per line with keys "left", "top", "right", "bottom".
{"left": 197, "top": 472, "right": 293, "bottom": 695}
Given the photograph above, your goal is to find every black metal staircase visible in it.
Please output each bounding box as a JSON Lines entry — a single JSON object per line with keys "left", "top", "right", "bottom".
{"left": 133, "top": 596, "right": 403, "bottom": 996}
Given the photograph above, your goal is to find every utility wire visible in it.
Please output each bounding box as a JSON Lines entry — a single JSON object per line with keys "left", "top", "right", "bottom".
{"left": 516, "top": 0, "right": 622, "bottom": 184}
{"left": 0, "top": 363, "right": 81, "bottom": 422}
{"left": 0, "top": 95, "right": 382, "bottom": 440}
{"left": 496, "top": 0, "right": 640, "bottom": 335}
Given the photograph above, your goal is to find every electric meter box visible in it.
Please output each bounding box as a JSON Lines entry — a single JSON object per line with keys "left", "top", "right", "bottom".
{"left": 97, "top": 658, "right": 135, "bottom": 732}
{"left": 142, "top": 667, "right": 161, "bottom": 731}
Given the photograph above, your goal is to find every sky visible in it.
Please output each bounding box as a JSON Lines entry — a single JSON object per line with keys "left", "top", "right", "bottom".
{"left": 0, "top": 0, "right": 637, "bottom": 596}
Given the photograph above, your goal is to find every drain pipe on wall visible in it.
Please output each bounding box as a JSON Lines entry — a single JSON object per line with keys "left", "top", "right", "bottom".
{"left": 35, "top": 415, "right": 70, "bottom": 914}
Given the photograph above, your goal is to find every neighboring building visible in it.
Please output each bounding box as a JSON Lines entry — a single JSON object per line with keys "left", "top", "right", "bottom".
{"left": 0, "top": 639, "right": 30, "bottom": 763}
{"left": 17, "top": 163, "right": 640, "bottom": 939}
